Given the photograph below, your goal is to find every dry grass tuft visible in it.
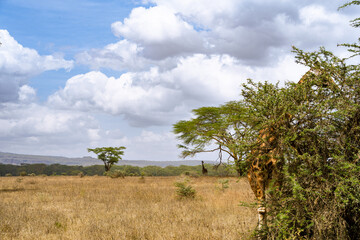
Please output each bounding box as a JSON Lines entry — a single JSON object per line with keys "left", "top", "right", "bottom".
{"left": 0, "top": 176, "right": 257, "bottom": 239}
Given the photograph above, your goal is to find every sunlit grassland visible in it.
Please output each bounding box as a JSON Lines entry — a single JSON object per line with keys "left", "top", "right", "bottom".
{"left": 0, "top": 176, "right": 257, "bottom": 239}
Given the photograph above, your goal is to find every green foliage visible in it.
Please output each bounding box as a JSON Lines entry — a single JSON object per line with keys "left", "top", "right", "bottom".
{"left": 54, "top": 220, "right": 66, "bottom": 230}
{"left": 19, "top": 171, "right": 27, "bottom": 176}
{"left": 69, "top": 170, "right": 83, "bottom": 176}
{"left": 138, "top": 174, "right": 146, "bottom": 183}
{"left": 247, "top": 46, "right": 360, "bottom": 239}
{"left": 174, "top": 178, "right": 196, "bottom": 199}
{"left": 338, "top": 1, "right": 360, "bottom": 57}
{"left": 217, "top": 179, "right": 230, "bottom": 192}
{"left": 106, "top": 169, "right": 125, "bottom": 178}
{"left": 142, "top": 165, "right": 167, "bottom": 176}
{"left": 87, "top": 146, "right": 126, "bottom": 172}
{"left": 182, "top": 171, "right": 199, "bottom": 178}
{"left": 82, "top": 165, "right": 103, "bottom": 176}
{"left": 123, "top": 165, "right": 141, "bottom": 176}
{"left": 173, "top": 3, "right": 360, "bottom": 237}
{"left": 173, "top": 102, "right": 252, "bottom": 176}
{"left": 0, "top": 163, "right": 236, "bottom": 177}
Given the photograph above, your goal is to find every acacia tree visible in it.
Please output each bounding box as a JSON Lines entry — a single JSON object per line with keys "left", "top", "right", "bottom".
{"left": 173, "top": 101, "right": 255, "bottom": 176}
{"left": 173, "top": 2, "right": 360, "bottom": 238}
{"left": 174, "top": 18, "right": 360, "bottom": 240}
{"left": 253, "top": 3, "right": 360, "bottom": 238}
{"left": 87, "top": 147, "right": 126, "bottom": 172}
{"left": 240, "top": 46, "right": 359, "bottom": 239}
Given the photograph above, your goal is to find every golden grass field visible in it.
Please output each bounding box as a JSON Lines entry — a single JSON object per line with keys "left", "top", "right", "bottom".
{"left": 0, "top": 176, "right": 257, "bottom": 240}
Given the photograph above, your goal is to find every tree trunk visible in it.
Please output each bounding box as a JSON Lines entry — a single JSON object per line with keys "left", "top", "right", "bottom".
{"left": 104, "top": 163, "right": 110, "bottom": 172}
{"left": 257, "top": 206, "right": 267, "bottom": 240}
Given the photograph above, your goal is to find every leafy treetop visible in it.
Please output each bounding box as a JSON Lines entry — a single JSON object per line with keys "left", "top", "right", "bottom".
{"left": 88, "top": 146, "right": 126, "bottom": 172}
{"left": 173, "top": 101, "right": 253, "bottom": 176}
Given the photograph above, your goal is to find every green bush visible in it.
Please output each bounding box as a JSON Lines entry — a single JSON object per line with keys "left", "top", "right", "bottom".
{"left": 217, "top": 179, "right": 230, "bottom": 192}
{"left": 252, "top": 47, "right": 360, "bottom": 239}
{"left": 174, "top": 179, "right": 196, "bottom": 199}
{"left": 107, "top": 170, "right": 125, "bottom": 178}
{"left": 182, "top": 171, "right": 199, "bottom": 178}
{"left": 138, "top": 175, "right": 146, "bottom": 183}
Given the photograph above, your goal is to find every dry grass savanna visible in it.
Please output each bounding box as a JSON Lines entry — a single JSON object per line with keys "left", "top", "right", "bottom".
{"left": 0, "top": 175, "right": 257, "bottom": 240}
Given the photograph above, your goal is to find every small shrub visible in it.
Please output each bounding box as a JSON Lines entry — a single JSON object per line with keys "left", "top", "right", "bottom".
{"left": 19, "top": 171, "right": 27, "bottom": 176}
{"left": 29, "top": 173, "right": 36, "bottom": 177}
{"left": 174, "top": 178, "right": 196, "bottom": 199}
{"left": 27, "top": 180, "right": 37, "bottom": 185}
{"left": 182, "top": 171, "right": 199, "bottom": 178}
{"left": 217, "top": 179, "right": 230, "bottom": 192}
{"left": 54, "top": 220, "right": 66, "bottom": 231}
{"left": 5, "top": 173, "right": 12, "bottom": 177}
{"left": 54, "top": 221, "right": 63, "bottom": 229}
{"left": 189, "top": 171, "right": 199, "bottom": 178}
{"left": 107, "top": 170, "right": 125, "bottom": 178}
{"left": 138, "top": 175, "right": 146, "bottom": 183}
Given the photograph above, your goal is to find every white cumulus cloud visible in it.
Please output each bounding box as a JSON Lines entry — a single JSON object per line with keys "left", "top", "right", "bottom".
{"left": 0, "top": 30, "right": 73, "bottom": 102}
{"left": 0, "top": 101, "right": 100, "bottom": 157}
{"left": 111, "top": 5, "right": 203, "bottom": 59}
{"left": 18, "top": 85, "right": 36, "bottom": 103}
{"left": 1, "top": 0, "right": 357, "bottom": 160}
{"left": 49, "top": 53, "right": 309, "bottom": 127}
{"left": 78, "top": 0, "right": 356, "bottom": 70}
{"left": 76, "top": 40, "right": 146, "bottom": 71}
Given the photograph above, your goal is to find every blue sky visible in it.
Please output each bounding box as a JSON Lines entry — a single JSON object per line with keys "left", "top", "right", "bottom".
{"left": 0, "top": 0, "right": 358, "bottom": 162}
{"left": 0, "top": 0, "right": 136, "bottom": 100}
{"left": 0, "top": 0, "right": 133, "bottom": 51}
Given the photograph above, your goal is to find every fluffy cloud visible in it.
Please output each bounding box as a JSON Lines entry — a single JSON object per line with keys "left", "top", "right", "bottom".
{"left": 79, "top": 1, "right": 355, "bottom": 70}
{"left": 76, "top": 40, "right": 146, "bottom": 71}
{"left": 144, "top": 0, "right": 239, "bottom": 28}
{"left": 111, "top": 6, "right": 203, "bottom": 60}
{"left": 0, "top": 99, "right": 183, "bottom": 160}
{"left": 0, "top": 103, "right": 97, "bottom": 137}
{"left": 266, "top": 4, "right": 355, "bottom": 54}
{"left": 88, "top": 129, "right": 182, "bottom": 161}
{"left": 128, "top": 130, "right": 180, "bottom": 160}
{"left": 0, "top": 101, "right": 100, "bottom": 156}
{"left": 49, "top": 55, "right": 245, "bottom": 126}
{"left": 0, "top": 30, "right": 73, "bottom": 102}
{"left": 47, "top": 70, "right": 182, "bottom": 126}
{"left": 18, "top": 85, "right": 36, "bottom": 103}
{"left": 2, "top": 1, "right": 356, "bottom": 160}
{"left": 148, "top": 0, "right": 345, "bottom": 29}
{"left": 50, "top": 53, "right": 308, "bottom": 127}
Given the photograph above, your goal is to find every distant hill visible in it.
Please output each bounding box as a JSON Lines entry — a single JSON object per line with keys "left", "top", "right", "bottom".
{"left": 0, "top": 152, "right": 214, "bottom": 167}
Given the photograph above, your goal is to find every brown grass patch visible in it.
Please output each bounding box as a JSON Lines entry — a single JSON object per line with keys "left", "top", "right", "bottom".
{"left": 0, "top": 176, "right": 257, "bottom": 239}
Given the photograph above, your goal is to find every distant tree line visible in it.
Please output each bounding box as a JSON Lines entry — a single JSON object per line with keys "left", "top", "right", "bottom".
{"left": 0, "top": 163, "right": 237, "bottom": 177}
